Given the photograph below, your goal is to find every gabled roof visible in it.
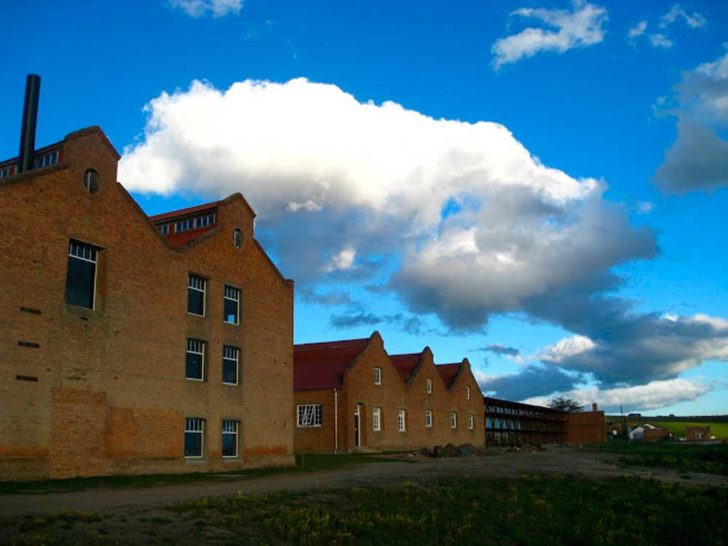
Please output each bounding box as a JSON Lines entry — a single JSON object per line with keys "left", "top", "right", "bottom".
{"left": 294, "top": 338, "right": 370, "bottom": 390}
{"left": 390, "top": 353, "right": 421, "bottom": 382}
{"left": 435, "top": 363, "right": 461, "bottom": 389}
{"left": 149, "top": 200, "right": 221, "bottom": 248}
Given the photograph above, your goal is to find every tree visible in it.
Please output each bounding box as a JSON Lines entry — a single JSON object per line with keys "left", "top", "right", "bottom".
{"left": 548, "top": 396, "right": 583, "bottom": 412}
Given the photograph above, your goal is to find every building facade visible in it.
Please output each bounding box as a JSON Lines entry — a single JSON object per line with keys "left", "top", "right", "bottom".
{"left": 293, "top": 332, "right": 485, "bottom": 453}
{"left": 0, "top": 127, "right": 294, "bottom": 480}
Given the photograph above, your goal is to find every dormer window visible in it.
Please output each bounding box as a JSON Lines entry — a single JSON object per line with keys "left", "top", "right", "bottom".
{"left": 159, "top": 224, "right": 169, "bottom": 235}
{"left": 175, "top": 212, "right": 216, "bottom": 233}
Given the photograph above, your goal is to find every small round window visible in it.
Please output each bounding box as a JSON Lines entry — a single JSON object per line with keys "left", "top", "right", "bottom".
{"left": 83, "top": 169, "right": 100, "bottom": 194}
{"left": 233, "top": 228, "right": 243, "bottom": 249}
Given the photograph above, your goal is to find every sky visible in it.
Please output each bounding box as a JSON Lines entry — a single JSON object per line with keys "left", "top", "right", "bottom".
{"left": 1, "top": 0, "right": 727, "bottom": 415}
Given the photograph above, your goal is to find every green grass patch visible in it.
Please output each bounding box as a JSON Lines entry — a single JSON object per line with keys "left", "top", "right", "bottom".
{"left": 589, "top": 442, "right": 728, "bottom": 475}
{"left": 5, "top": 476, "right": 727, "bottom": 545}
{"left": 170, "top": 475, "right": 728, "bottom": 545}
{"left": 0, "top": 453, "right": 400, "bottom": 495}
{"left": 648, "top": 421, "right": 728, "bottom": 439}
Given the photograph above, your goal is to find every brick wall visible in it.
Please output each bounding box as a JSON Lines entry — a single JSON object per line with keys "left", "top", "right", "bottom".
{"left": 0, "top": 127, "right": 294, "bottom": 480}
{"left": 566, "top": 411, "right": 606, "bottom": 444}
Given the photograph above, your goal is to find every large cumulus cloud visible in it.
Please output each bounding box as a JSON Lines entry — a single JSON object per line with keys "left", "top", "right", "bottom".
{"left": 120, "top": 78, "right": 727, "bottom": 400}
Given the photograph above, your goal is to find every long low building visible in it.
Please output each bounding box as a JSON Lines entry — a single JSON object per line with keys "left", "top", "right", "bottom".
{"left": 485, "top": 397, "right": 605, "bottom": 445}
{"left": 294, "top": 332, "right": 485, "bottom": 453}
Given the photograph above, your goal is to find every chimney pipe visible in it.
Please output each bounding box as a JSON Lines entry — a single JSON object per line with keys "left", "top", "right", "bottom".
{"left": 17, "top": 74, "right": 41, "bottom": 174}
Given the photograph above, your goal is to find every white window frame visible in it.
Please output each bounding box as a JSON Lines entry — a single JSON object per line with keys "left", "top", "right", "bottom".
{"left": 450, "top": 412, "right": 458, "bottom": 430}
{"left": 374, "top": 367, "right": 382, "bottom": 385}
{"left": 186, "top": 339, "right": 206, "bottom": 381}
{"left": 425, "top": 409, "right": 433, "bottom": 428}
{"left": 297, "top": 404, "right": 323, "bottom": 427}
{"left": 398, "top": 409, "right": 406, "bottom": 432}
{"left": 466, "top": 386, "right": 471, "bottom": 400}
{"left": 184, "top": 417, "right": 205, "bottom": 458}
{"left": 426, "top": 378, "right": 433, "bottom": 394}
{"left": 373, "top": 407, "right": 382, "bottom": 432}
{"left": 468, "top": 414, "right": 475, "bottom": 430}
{"left": 67, "top": 240, "right": 99, "bottom": 310}
{"left": 222, "top": 419, "right": 239, "bottom": 458}
{"left": 188, "top": 274, "right": 207, "bottom": 316}
{"left": 222, "top": 345, "right": 239, "bottom": 385}
{"left": 224, "top": 285, "right": 241, "bottom": 325}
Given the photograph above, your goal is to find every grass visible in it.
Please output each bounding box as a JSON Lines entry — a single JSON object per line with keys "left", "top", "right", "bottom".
{"left": 3, "top": 475, "right": 727, "bottom": 545}
{"left": 649, "top": 421, "right": 728, "bottom": 439}
{"left": 589, "top": 441, "right": 728, "bottom": 475}
{"left": 0, "top": 453, "right": 401, "bottom": 495}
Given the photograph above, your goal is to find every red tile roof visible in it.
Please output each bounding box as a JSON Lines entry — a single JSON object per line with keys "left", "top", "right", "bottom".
{"left": 390, "top": 353, "right": 421, "bottom": 381}
{"left": 294, "top": 338, "right": 370, "bottom": 390}
{"left": 163, "top": 226, "right": 217, "bottom": 247}
{"left": 149, "top": 200, "right": 222, "bottom": 223}
{"left": 436, "top": 363, "right": 461, "bottom": 388}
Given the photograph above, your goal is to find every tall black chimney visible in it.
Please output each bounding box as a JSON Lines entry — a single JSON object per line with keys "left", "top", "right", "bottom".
{"left": 17, "top": 74, "right": 41, "bottom": 174}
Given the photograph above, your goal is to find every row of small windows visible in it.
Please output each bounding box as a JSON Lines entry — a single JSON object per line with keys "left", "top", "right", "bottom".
{"left": 375, "top": 367, "right": 472, "bottom": 400}
{"left": 186, "top": 339, "right": 240, "bottom": 385}
{"left": 0, "top": 151, "right": 59, "bottom": 180}
{"left": 184, "top": 418, "right": 239, "bottom": 458}
{"left": 157, "top": 213, "right": 217, "bottom": 236}
{"left": 188, "top": 274, "right": 241, "bottom": 325}
{"left": 297, "top": 404, "right": 475, "bottom": 431}
{"left": 33, "top": 150, "right": 59, "bottom": 169}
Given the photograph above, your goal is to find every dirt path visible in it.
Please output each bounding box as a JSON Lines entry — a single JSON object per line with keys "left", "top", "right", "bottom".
{"left": 0, "top": 447, "right": 725, "bottom": 517}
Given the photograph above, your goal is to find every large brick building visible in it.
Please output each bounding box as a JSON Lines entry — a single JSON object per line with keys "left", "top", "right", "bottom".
{"left": 293, "top": 332, "right": 485, "bottom": 453}
{"left": 0, "top": 126, "right": 294, "bottom": 480}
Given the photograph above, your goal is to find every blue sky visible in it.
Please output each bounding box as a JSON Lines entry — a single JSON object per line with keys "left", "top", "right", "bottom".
{"left": 2, "top": 0, "right": 727, "bottom": 415}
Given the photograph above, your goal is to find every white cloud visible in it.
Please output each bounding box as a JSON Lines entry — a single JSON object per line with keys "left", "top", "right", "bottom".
{"left": 120, "top": 79, "right": 655, "bottom": 324}
{"left": 167, "top": 0, "right": 242, "bottom": 18}
{"left": 659, "top": 4, "right": 707, "bottom": 29}
{"left": 325, "top": 247, "right": 357, "bottom": 272}
{"left": 649, "top": 33, "right": 673, "bottom": 49}
{"left": 540, "top": 334, "right": 596, "bottom": 363}
{"left": 524, "top": 378, "right": 709, "bottom": 412}
{"left": 491, "top": 1, "right": 607, "bottom": 69}
{"left": 627, "top": 20, "right": 647, "bottom": 39}
{"left": 635, "top": 201, "right": 654, "bottom": 214}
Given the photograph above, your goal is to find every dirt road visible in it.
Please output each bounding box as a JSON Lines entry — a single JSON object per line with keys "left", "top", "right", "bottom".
{"left": 0, "top": 447, "right": 725, "bottom": 517}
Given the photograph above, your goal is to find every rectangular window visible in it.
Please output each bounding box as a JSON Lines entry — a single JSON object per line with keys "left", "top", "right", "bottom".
{"left": 374, "top": 367, "right": 382, "bottom": 385}
{"left": 468, "top": 414, "right": 475, "bottom": 430}
{"left": 186, "top": 339, "right": 206, "bottom": 380}
{"left": 450, "top": 412, "right": 458, "bottom": 430}
{"left": 425, "top": 409, "right": 433, "bottom": 428}
{"left": 398, "top": 409, "right": 406, "bottom": 432}
{"left": 222, "top": 346, "right": 239, "bottom": 385}
{"left": 466, "top": 386, "right": 471, "bottom": 400}
{"left": 373, "top": 407, "right": 381, "bottom": 432}
{"left": 188, "top": 274, "right": 206, "bottom": 316}
{"left": 0, "top": 166, "right": 10, "bottom": 179}
{"left": 33, "top": 150, "right": 58, "bottom": 169}
{"left": 297, "top": 404, "right": 323, "bottom": 427}
{"left": 184, "top": 417, "right": 205, "bottom": 458}
{"left": 224, "top": 285, "right": 240, "bottom": 324}
{"left": 222, "top": 420, "right": 239, "bottom": 458}
{"left": 65, "top": 240, "right": 98, "bottom": 309}
{"left": 158, "top": 224, "right": 169, "bottom": 235}
{"left": 426, "top": 378, "right": 433, "bottom": 394}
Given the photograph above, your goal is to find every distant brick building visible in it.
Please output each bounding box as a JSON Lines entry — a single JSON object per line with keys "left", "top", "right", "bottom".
{"left": 484, "top": 398, "right": 606, "bottom": 445}
{"left": 0, "top": 126, "right": 294, "bottom": 480}
{"left": 293, "top": 332, "right": 484, "bottom": 453}
{"left": 685, "top": 426, "right": 711, "bottom": 442}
